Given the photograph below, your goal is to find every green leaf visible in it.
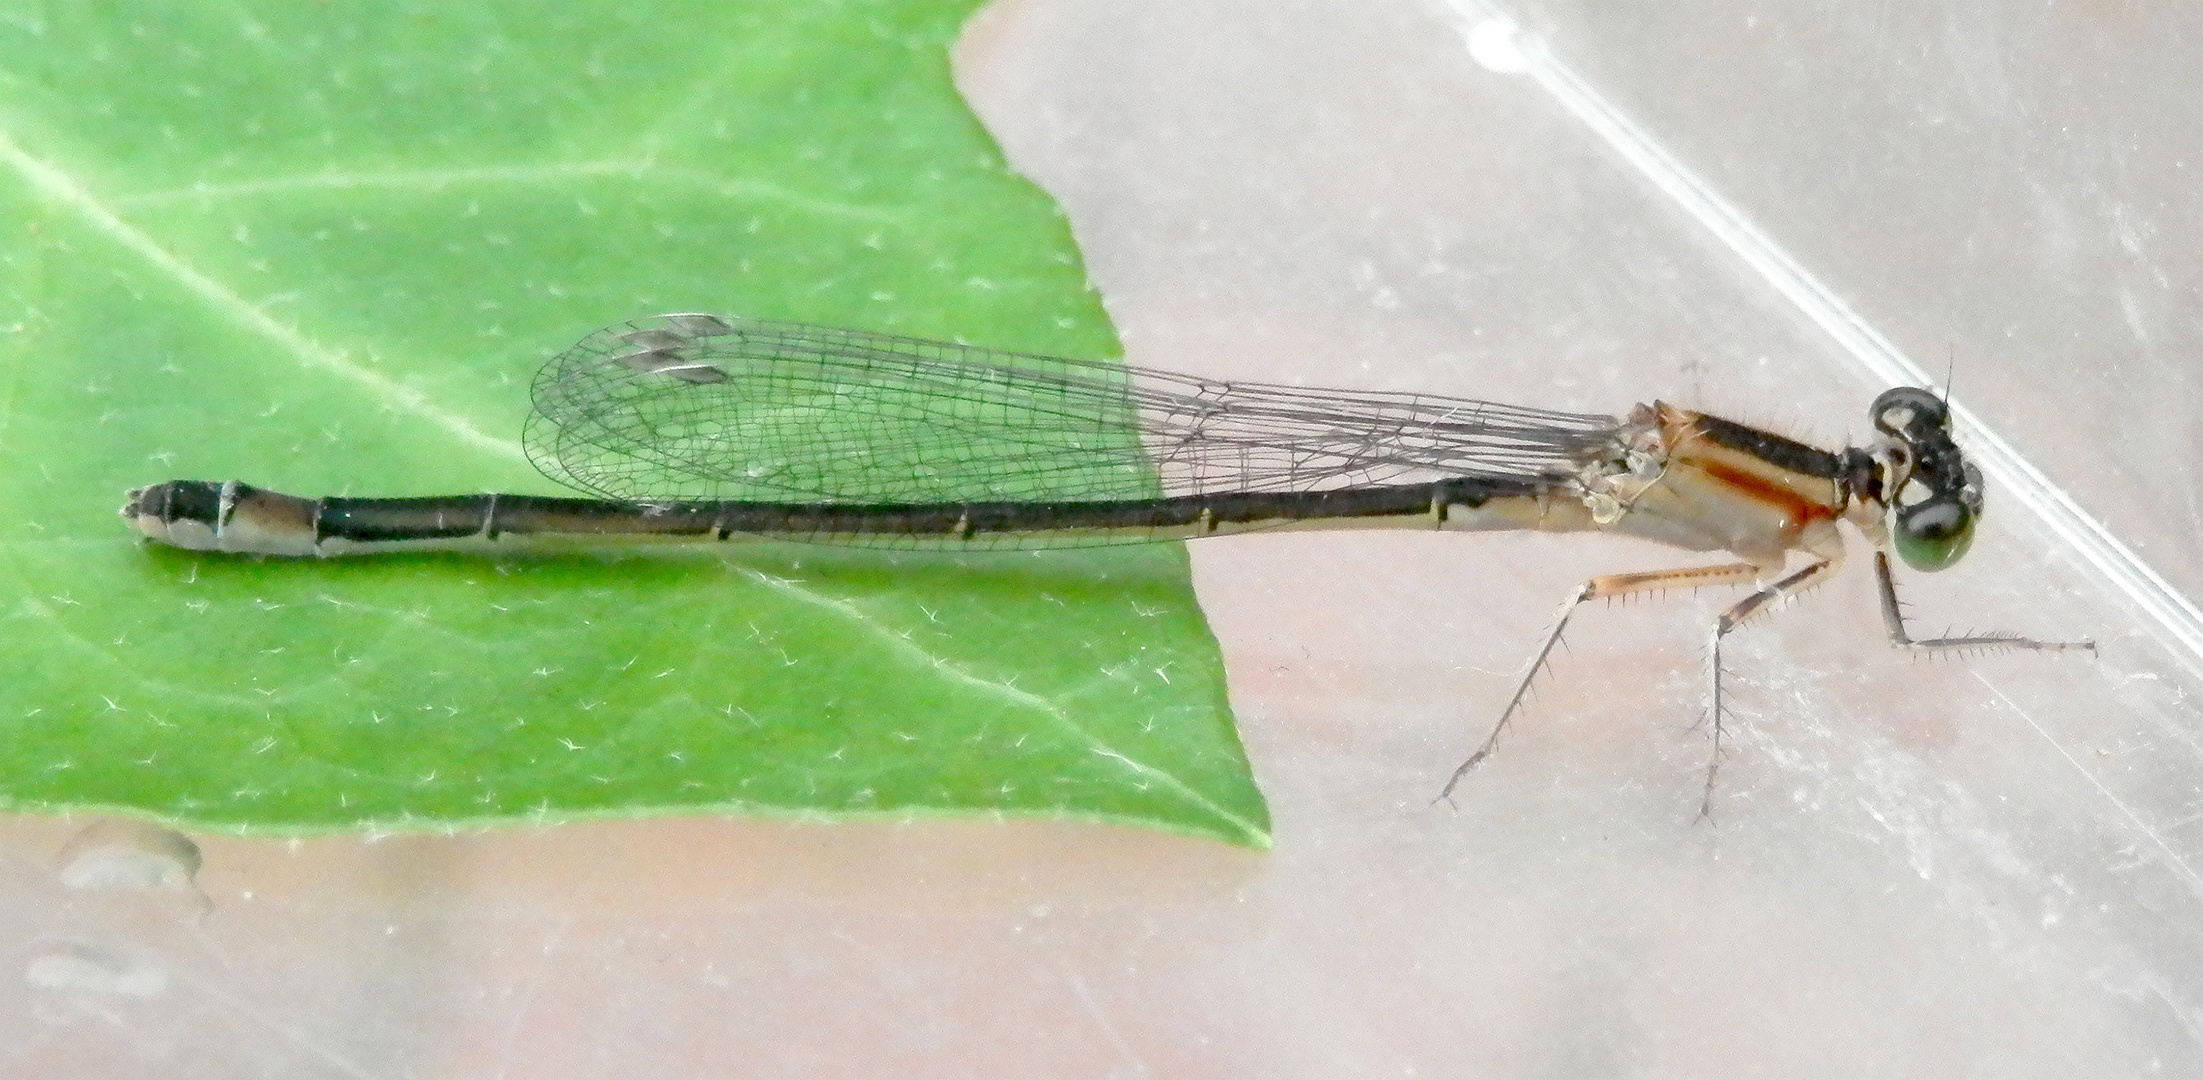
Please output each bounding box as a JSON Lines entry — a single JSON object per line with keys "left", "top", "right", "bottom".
{"left": 0, "top": 2, "right": 1268, "bottom": 847}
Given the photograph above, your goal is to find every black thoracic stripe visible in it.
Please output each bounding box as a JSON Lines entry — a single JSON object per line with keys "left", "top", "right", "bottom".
{"left": 1689, "top": 413, "right": 1845, "bottom": 480}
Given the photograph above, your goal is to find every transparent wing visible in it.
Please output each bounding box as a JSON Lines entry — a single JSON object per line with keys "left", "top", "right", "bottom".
{"left": 526, "top": 314, "right": 1624, "bottom": 504}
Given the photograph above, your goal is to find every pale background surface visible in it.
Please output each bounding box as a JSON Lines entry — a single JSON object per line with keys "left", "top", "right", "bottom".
{"left": 11, "top": 0, "right": 2203, "bottom": 1076}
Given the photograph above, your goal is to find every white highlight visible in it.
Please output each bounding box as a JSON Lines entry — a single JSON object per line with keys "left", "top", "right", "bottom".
{"left": 1463, "top": 18, "right": 1530, "bottom": 74}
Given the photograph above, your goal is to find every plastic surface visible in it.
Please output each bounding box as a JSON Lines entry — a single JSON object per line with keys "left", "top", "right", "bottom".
{"left": 11, "top": 0, "right": 2203, "bottom": 1075}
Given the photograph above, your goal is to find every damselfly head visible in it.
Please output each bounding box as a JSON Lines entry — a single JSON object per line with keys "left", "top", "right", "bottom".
{"left": 1870, "top": 387, "right": 1981, "bottom": 572}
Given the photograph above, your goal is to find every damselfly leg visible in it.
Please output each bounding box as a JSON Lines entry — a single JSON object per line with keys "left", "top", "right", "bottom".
{"left": 1437, "top": 560, "right": 1762, "bottom": 804}
{"left": 1873, "top": 551, "right": 2097, "bottom": 657}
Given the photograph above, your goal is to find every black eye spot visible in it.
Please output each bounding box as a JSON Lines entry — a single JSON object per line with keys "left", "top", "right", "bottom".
{"left": 1903, "top": 499, "right": 1967, "bottom": 540}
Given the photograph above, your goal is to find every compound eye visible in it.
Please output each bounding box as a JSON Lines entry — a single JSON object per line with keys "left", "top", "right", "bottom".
{"left": 1872, "top": 387, "right": 1948, "bottom": 437}
{"left": 1893, "top": 496, "right": 1976, "bottom": 572}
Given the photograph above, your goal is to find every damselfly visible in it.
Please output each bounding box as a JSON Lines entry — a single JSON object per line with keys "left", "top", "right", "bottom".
{"left": 121, "top": 314, "right": 2092, "bottom": 810}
